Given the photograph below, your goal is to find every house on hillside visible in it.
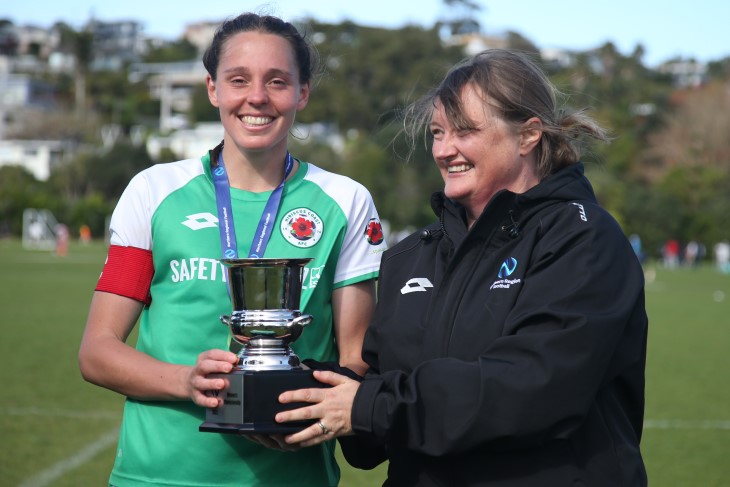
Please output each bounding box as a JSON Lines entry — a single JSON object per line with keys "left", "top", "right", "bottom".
{"left": 0, "top": 139, "right": 72, "bottom": 181}
{"left": 88, "top": 19, "right": 147, "bottom": 71}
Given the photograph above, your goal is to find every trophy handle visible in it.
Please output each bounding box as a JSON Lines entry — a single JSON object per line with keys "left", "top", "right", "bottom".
{"left": 221, "top": 315, "right": 252, "bottom": 345}
{"left": 220, "top": 314, "right": 312, "bottom": 343}
{"left": 288, "top": 314, "right": 313, "bottom": 342}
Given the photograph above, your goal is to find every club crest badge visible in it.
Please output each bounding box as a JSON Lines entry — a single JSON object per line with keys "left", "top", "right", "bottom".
{"left": 280, "top": 208, "right": 323, "bottom": 248}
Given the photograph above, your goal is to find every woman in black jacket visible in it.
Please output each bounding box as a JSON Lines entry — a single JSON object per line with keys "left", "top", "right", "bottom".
{"left": 274, "top": 49, "right": 648, "bottom": 486}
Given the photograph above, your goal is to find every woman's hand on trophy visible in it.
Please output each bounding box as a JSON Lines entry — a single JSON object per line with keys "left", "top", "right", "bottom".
{"left": 276, "top": 370, "right": 360, "bottom": 447}
{"left": 245, "top": 434, "right": 301, "bottom": 452}
{"left": 188, "top": 349, "right": 239, "bottom": 408}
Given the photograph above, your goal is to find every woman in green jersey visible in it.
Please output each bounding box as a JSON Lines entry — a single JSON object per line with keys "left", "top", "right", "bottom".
{"left": 79, "top": 12, "right": 387, "bottom": 487}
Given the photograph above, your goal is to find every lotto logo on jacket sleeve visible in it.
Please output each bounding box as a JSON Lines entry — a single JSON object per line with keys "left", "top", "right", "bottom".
{"left": 401, "top": 277, "right": 434, "bottom": 294}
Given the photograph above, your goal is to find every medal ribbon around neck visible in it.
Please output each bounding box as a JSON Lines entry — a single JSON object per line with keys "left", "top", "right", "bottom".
{"left": 212, "top": 151, "right": 294, "bottom": 259}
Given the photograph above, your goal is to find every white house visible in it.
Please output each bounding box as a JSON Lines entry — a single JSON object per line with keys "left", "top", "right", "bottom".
{"left": 0, "top": 139, "right": 70, "bottom": 181}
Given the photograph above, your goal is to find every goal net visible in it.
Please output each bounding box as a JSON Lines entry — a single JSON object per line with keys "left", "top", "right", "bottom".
{"left": 22, "top": 208, "right": 59, "bottom": 251}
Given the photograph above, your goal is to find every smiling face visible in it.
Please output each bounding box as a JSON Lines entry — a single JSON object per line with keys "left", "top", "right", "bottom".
{"left": 430, "top": 83, "right": 542, "bottom": 225}
{"left": 206, "top": 31, "right": 309, "bottom": 159}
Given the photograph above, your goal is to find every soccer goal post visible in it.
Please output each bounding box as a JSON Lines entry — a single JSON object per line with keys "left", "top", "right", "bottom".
{"left": 22, "top": 208, "right": 59, "bottom": 251}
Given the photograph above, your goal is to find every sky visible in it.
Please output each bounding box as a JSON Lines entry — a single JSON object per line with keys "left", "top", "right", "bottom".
{"left": 3, "top": 0, "right": 727, "bottom": 67}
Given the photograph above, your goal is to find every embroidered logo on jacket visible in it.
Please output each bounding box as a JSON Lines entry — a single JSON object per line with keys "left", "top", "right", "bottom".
{"left": 401, "top": 278, "right": 434, "bottom": 294}
{"left": 280, "top": 208, "right": 323, "bottom": 248}
{"left": 498, "top": 257, "right": 518, "bottom": 278}
{"left": 491, "top": 257, "right": 522, "bottom": 290}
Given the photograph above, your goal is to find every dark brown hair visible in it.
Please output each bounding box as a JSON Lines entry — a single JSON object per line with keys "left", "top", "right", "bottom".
{"left": 202, "top": 12, "right": 319, "bottom": 85}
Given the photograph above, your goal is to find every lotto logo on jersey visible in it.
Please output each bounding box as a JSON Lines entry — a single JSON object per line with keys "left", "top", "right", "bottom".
{"left": 280, "top": 208, "right": 323, "bottom": 248}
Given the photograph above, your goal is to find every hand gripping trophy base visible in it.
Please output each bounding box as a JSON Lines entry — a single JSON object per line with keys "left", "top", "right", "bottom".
{"left": 200, "top": 314, "right": 328, "bottom": 435}
{"left": 199, "top": 368, "right": 327, "bottom": 434}
{"left": 199, "top": 258, "right": 328, "bottom": 435}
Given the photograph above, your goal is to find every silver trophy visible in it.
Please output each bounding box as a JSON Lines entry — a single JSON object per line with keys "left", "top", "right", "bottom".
{"left": 200, "top": 258, "right": 324, "bottom": 434}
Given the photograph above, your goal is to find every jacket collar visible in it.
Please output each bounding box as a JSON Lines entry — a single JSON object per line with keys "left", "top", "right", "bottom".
{"left": 430, "top": 163, "right": 595, "bottom": 245}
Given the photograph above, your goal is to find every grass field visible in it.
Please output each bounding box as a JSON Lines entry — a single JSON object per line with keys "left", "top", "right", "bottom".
{"left": 1, "top": 239, "right": 728, "bottom": 486}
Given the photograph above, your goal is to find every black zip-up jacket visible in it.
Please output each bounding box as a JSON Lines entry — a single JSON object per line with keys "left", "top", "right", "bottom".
{"left": 342, "top": 163, "right": 648, "bottom": 486}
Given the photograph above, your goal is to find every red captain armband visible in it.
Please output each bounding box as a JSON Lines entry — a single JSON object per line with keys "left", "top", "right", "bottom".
{"left": 96, "top": 245, "right": 154, "bottom": 305}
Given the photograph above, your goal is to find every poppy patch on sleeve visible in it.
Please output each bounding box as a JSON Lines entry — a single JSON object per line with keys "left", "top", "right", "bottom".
{"left": 364, "top": 218, "right": 384, "bottom": 245}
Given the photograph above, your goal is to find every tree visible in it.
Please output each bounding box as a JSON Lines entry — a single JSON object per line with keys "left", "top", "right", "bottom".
{"left": 54, "top": 22, "right": 93, "bottom": 114}
{"left": 48, "top": 140, "right": 154, "bottom": 206}
{"left": 143, "top": 39, "right": 197, "bottom": 63}
{"left": 86, "top": 141, "right": 155, "bottom": 200}
{"left": 5, "top": 110, "right": 101, "bottom": 142}
{"left": 300, "top": 21, "right": 464, "bottom": 132}
{"left": 659, "top": 166, "right": 730, "bottom": 244}
{"left": 0, "top": 166, "right": 46, "bottom": 235}
{"left": 504, "top": 31, "right": 539, "bottom": 56}
{"left": 189, "top": 84, "right": 219, "bottom": 124}
{"left": 5, "top": 17, "right": 729, "bottom": 246}
{"left": 707, "top": 56, "right": 730, "bottom": 80}
{"left": 88, "top": 71, "right": 158, "bottom": 131}
{"left": 0, "top": 19, "right": 19, "bottom": 56}
{"left": 438, "top": 0, "right": 483, "bottom": 36}
{"left": 642, "top": 81, "right": 730, "bottom": 182}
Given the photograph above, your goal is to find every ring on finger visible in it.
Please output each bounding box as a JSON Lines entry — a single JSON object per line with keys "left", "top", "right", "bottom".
{"left": 317, "top": 420, "right": 329, "bottom": 435}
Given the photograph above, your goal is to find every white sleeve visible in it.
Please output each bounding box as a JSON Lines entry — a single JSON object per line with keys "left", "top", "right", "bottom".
{"left": 332, "top": 181, "right": 388, "bottom": 286}
{"left": 108, "top": 170, "right": 153, "bottom": 250}
{"left": 107, "top": 158, "right": 204, "bottom": 251}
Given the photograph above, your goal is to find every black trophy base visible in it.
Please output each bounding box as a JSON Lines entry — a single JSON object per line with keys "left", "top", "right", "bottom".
{"left": 200, "top": 368, "right": 327, "bottom": 435}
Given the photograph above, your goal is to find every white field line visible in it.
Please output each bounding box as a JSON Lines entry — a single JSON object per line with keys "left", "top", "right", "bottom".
{"left": 8, "top": 407, "right": 120, "bottom": 487}
{"left": 17, "top": 426, "right": 119, "bottom": 487}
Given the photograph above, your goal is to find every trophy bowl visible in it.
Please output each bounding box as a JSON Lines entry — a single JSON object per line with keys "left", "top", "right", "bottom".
{"left": 222, "top": 257, "right": 312, "bottom": 312}
{"left": 219, "top": 258, "right": 313, "bottom": 370}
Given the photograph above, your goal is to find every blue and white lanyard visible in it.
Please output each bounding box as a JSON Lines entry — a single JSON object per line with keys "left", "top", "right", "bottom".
{"left": 212, "top": 151, "right": 294, "bottom": 259}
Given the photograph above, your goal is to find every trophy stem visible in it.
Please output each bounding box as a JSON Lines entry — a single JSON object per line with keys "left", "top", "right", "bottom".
{"left": 236, "top": 338, "right": 302, "bottom": 371}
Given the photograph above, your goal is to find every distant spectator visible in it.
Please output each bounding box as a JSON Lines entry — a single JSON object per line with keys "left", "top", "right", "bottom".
{"left": 629, "top": 234, "right": 646, "bottom": 264}
{"left": 714, "top": 241, "right": 730, "bottom": 273}
{"left": 55, "top": 223, "right": 69, "bottom": 256}
{"left": 663, "top": 239, "right": 680, "bottom": 268}
{"left": 684, "top": 239, "right": 700, "bottom": 268}
{"left": 79, "top": 224, "right": 92, "bottom": 244}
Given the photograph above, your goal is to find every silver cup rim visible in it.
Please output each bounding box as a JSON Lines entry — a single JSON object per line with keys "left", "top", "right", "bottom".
{"left": 220, "top": 257, "right": 313, "bottom": 268}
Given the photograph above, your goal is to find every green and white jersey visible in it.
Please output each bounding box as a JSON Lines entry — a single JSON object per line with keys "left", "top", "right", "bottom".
{"left": 106, "top": 152, "right": 386, "bottom": 487}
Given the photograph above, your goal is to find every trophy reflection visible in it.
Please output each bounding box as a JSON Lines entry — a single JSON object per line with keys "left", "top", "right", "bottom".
{"left": 200, "top": 258, "right": 323, "bottom": 434}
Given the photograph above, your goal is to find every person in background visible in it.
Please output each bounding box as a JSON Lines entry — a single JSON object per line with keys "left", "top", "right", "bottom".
{"left": 629, "top": 233, "right": 646, "bottom": 264}
{"left": 54, "top": 223, "right": 69, "bottom": 256}
{"left": 663, "top": 238, "right": 680, "bottom": 268}
{"left": 274, "top": 49, "right": 648, "bottom": 486}
{"left": 684, "top": 239, "right": 699, "bottom": 267}
{"left": 714, "top": 241, "right": 730, "bottom": 273}
{"left": 78, "top": 12, "right": 386, "bottom": 487}
{"left": 79, "top": 224, "right": 92, "bottom": 244}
